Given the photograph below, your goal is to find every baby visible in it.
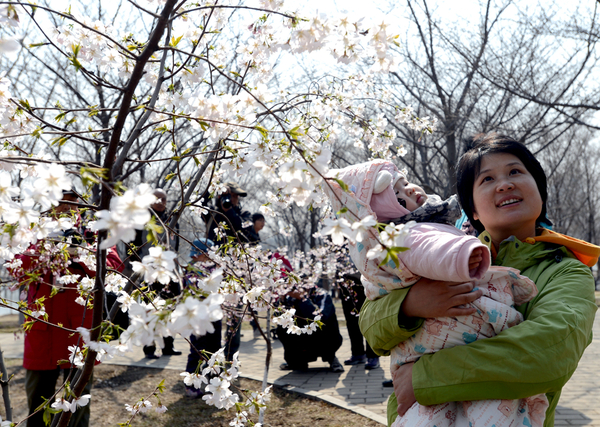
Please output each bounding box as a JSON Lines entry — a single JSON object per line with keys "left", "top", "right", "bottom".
{"left": 323, "top": 160, "right": 548, "bottom": 427}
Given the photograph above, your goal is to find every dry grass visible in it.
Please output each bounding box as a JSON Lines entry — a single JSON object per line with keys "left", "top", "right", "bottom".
{"left": 0, "top": 359, "right": 380, "bottom": 427}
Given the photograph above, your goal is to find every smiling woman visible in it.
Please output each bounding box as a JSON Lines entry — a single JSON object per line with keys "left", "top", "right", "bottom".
{"left": 472, "top": 154, "right": 543, "bottom": 242}
{"left": 359, "top": 133, "right": 600, "bottom": 427}
{"left": 457, "top": 138, "right": 547, "bottom": 247}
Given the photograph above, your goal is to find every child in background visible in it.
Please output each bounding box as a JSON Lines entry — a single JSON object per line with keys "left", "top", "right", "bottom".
{"left": 323, "top": 160, "right": 548, "bottom": 427}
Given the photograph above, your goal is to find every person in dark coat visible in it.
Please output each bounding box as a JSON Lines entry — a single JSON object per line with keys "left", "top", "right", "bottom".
{"left": 135, "top": 189, "right": 182, "bottom": 359}
{"left": 183, "top": 238, "right": 222, "bottom": 398}
{"left": 339, "top": 272, "right": 380, "bottom": 370}
{"left": 242, "top": 212, "right": 265, "bottom": 245}
{"left": 276, "top": 284, "right": 344, "bottom": 373}
{"left": 206, "top": 182, "right": 251, "bottom": 245}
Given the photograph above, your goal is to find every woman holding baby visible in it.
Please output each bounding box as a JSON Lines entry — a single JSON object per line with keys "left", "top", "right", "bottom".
{"left": 359, "top": 133, "right": 599, "bottom": 427}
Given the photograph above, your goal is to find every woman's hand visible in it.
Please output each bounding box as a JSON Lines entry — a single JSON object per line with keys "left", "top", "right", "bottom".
{"left": 402, "top": 278, "right": 483, "bottom": 318}
{"left": 393, "top": 363, "right": 416, "bottom": 416}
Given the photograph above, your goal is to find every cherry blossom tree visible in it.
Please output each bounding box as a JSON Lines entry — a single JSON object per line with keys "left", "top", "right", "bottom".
{"left": 0, "top": 1, "right": 430, "bottom": 425}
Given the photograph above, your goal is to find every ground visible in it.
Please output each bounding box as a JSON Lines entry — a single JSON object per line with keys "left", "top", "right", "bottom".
{"left": 0, "top": 358, "right": 381, "bottom": 427}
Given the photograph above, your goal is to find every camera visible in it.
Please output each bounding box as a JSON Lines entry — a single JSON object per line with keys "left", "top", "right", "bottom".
{"left": 221, "top": 195, "right": 233, "bottom": 210}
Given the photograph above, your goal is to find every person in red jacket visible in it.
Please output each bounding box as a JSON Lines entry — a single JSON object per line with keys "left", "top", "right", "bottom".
{"left": 12, "top": 191, "right": 123, "bottom": 427}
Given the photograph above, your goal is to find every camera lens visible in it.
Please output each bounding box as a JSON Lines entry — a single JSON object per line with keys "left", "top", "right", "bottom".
{"left": 221, "top": 196, "right": 232, "bottom": 210}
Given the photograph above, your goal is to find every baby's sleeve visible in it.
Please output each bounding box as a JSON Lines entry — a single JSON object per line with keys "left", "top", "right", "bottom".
{"left": 349, "top": 234, "right": 421, "bottom": 301}
{"left": 400, "top": 224, "right": 491, "bottom": 282}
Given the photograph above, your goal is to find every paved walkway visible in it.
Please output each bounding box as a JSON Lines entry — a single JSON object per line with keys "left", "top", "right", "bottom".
{"left": 1, "top": 298, "right": 599, "bottom": 425}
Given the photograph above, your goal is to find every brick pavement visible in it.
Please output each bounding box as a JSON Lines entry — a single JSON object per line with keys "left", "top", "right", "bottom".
{"left": 0, "top": 299, "right": 598, "bottom": 425}
{"left": 554, "top": 310, "right": 600, "bottom": 426}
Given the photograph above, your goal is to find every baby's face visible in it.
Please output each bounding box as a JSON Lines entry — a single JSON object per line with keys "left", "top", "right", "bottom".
{"left": 394, "top": 176, "right": 428, "bottom": 212}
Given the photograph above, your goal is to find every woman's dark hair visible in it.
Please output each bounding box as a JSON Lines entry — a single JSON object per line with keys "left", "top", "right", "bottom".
{"left": 456, "top": 133, "right": 550, "bottom": 233}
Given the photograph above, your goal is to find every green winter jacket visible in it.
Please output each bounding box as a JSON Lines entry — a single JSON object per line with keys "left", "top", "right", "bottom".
{"left": 359, "top": 230, "right": 599, "bottom": 427}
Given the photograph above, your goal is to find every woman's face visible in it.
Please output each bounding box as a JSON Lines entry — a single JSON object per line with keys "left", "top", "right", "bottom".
{"left": 472, "top": 153, "right": 542, "bottom": 243}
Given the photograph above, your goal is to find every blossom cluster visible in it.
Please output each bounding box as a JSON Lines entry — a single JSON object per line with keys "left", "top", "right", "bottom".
{"left": 366, "top": 221, "right": 415, "bottom": 260}
{"left": 51, "top": 16, "right": 126, "bottom": 77}
{"left": 272, "top": 309, "right": 322, "bottom": 335}
{"left": 44, "top": 2, "right": 422, "bottom": 206}
{"left": 0, "top": 157, "right": 74, "bottom": 264}
{"left": 125, "top": 400, "right": 167, "bottom": 415}
{"left": 0, "top": 4, "right": 19, "bottom": 54}
{"left": 90, "top": 183, "right": 157, "bottom": 249}
{"left": 180, "top": 347, "right": 270, "bottom": 426}
{"left": 40, "top": 2, "right": 435, "bottom": 220}
{"left": 0, "top": 77, "right": 37, "bottom": 141}
{"left": 131, "top": 246, "right": 178, "bottom": 285}
{"left": 318, "top": 213, "right": 416, "bottom": 269}
{"left": 395, "top": 106, "right": 438, "bottom": 135}
{"left": 51, "top": 394, "right": 92, "bottom": 413}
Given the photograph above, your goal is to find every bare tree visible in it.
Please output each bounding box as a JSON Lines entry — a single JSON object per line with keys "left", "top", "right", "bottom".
{"left": 370, "top": 0, "right": 599, "bottom": 197}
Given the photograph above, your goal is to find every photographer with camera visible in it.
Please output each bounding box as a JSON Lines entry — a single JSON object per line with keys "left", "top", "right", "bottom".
{"left": 206, "top": 182, "right": 252, "bottom": 246}
{"left": 205, "top": 183, "right": 254, "bottom": 361}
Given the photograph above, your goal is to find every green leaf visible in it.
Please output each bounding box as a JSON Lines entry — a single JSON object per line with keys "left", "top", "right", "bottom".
{"left": 88, "top": 105, "right": 99, "bottom": 117}
{"left": 69, "top": 55, "right": 83, "bottom": 71}
{"left": 334, "top": 178, "right": 349, "bottom": 192}
{"left": 288, "top": 125, "right": 303, "bottom": 140}
{"left": 68, "top": 44, "right": 83, "bottom": 71}
{"left": 22, "top": 320, "right": 35, "bottom": 332}
{"left": 51, "top": 136, "right": 69, "bottom": 146}
{"left": 378, "top": 246, "right": 409, "bottom": 268}
{"left": 336, "top": 207, "right": 348, "bottom": 215}
{"left": 31, "top": 127, "right": 43, "bottom": 139}
{"left": 154, "top": 124, "right": 169, "bottom": 134}
{"left": 80, "top": 166, "right": 108, "bottom": 186}
{"left": 170, "top": 34, "right": 183, "bottom": 47}
{"left": 29, "top": 42, "right": 47, "bottom": 48}
{"left": 6, "top": 4, "right": 19, "bottom": 22}
{"left": 18, "top": 99, "right": 31, "bottom": 110}
{"left": 165, "top": 172, "right": 176, "bottom": 181}
{"left": 54, "top": 112, "right": 67, "bottom": 123}
{"left": 254, "top": 125, "right": 269, "bottom": 140}
{"left": 145, "top": 217, "right": 164, "bottom": 246}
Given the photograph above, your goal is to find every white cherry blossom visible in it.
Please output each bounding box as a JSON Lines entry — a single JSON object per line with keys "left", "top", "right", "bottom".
{"left": 321, "top": 217, "right": 354, "bottom": 245}
{"left": 351, "top": 215, "right": 378, "bottom": 242}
